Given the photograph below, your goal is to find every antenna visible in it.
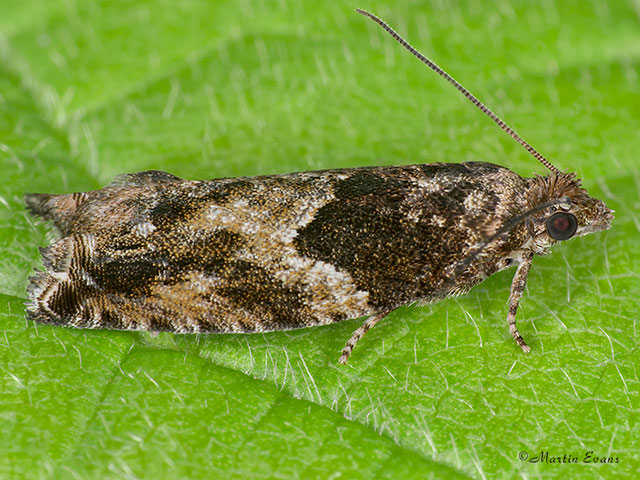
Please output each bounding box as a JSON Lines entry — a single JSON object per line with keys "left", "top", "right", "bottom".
{"left": 356, "top": 8, "right": 561, "bottom": 175}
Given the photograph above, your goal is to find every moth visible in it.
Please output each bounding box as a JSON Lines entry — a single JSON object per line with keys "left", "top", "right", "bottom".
{"left": 25, "top": 10, "right": 613, "bottom": 363}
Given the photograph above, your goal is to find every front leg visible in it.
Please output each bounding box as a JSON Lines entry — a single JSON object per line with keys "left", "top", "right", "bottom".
{"left": 508, "top": 251, "right": 534, "bottom": 352}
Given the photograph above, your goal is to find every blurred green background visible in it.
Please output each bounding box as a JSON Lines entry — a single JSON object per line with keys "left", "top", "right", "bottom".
{"left": 1, "top": 0, "right": 638, "bottom": 478}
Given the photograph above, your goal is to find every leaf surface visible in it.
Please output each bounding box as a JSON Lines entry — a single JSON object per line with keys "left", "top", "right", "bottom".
{"left": 1, "top": 1, "right": 638, "bottom": 478}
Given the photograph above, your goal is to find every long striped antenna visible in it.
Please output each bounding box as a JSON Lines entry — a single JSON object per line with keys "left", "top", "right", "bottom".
{"left": 357, "top": 8, "right": 561, "bottom": 175}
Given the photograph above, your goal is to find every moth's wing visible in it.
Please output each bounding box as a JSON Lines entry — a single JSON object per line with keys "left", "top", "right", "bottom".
{"left": 26, "top": 163, "right": 528, "bottom": 334}
{"left": 26, "top": 170, "right": 374, "bottom": 333}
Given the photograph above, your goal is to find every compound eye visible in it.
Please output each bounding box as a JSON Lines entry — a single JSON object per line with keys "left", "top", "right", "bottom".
{"left": 545, "top": 212, "right": 578, "bottom": 240}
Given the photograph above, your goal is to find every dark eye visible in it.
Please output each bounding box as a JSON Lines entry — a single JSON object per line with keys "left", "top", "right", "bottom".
{"left": 545, "top": 212, "right": 578, "bottom": 240}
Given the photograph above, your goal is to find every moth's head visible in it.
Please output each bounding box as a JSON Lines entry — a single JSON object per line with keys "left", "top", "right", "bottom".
{"left": 527, "top": 172, "right": 613, "bottom": 252}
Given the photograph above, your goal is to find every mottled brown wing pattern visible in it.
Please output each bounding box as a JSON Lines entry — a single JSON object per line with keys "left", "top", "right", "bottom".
{"left": 26, "top": 163, "right": 527, "bottom": 334}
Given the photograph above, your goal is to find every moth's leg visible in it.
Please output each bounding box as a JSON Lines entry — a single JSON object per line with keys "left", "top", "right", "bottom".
{"left": 507, "top": 251, "right": 534, "bottom": 353}
{"left": 339, "top": 311, "right": 391, "bottom": 364}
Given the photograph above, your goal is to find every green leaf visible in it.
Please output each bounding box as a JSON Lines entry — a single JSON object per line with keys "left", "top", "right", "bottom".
{"left": 1, "top": 1, "right": 638, "bottom": 478}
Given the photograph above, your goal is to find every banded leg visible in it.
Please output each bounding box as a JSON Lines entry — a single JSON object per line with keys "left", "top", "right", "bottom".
{"left": 507, "top": 251, "right": 534, "bottom": 352}
{"left": 339, "top": 311, "right": 391, "bottom": 364}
